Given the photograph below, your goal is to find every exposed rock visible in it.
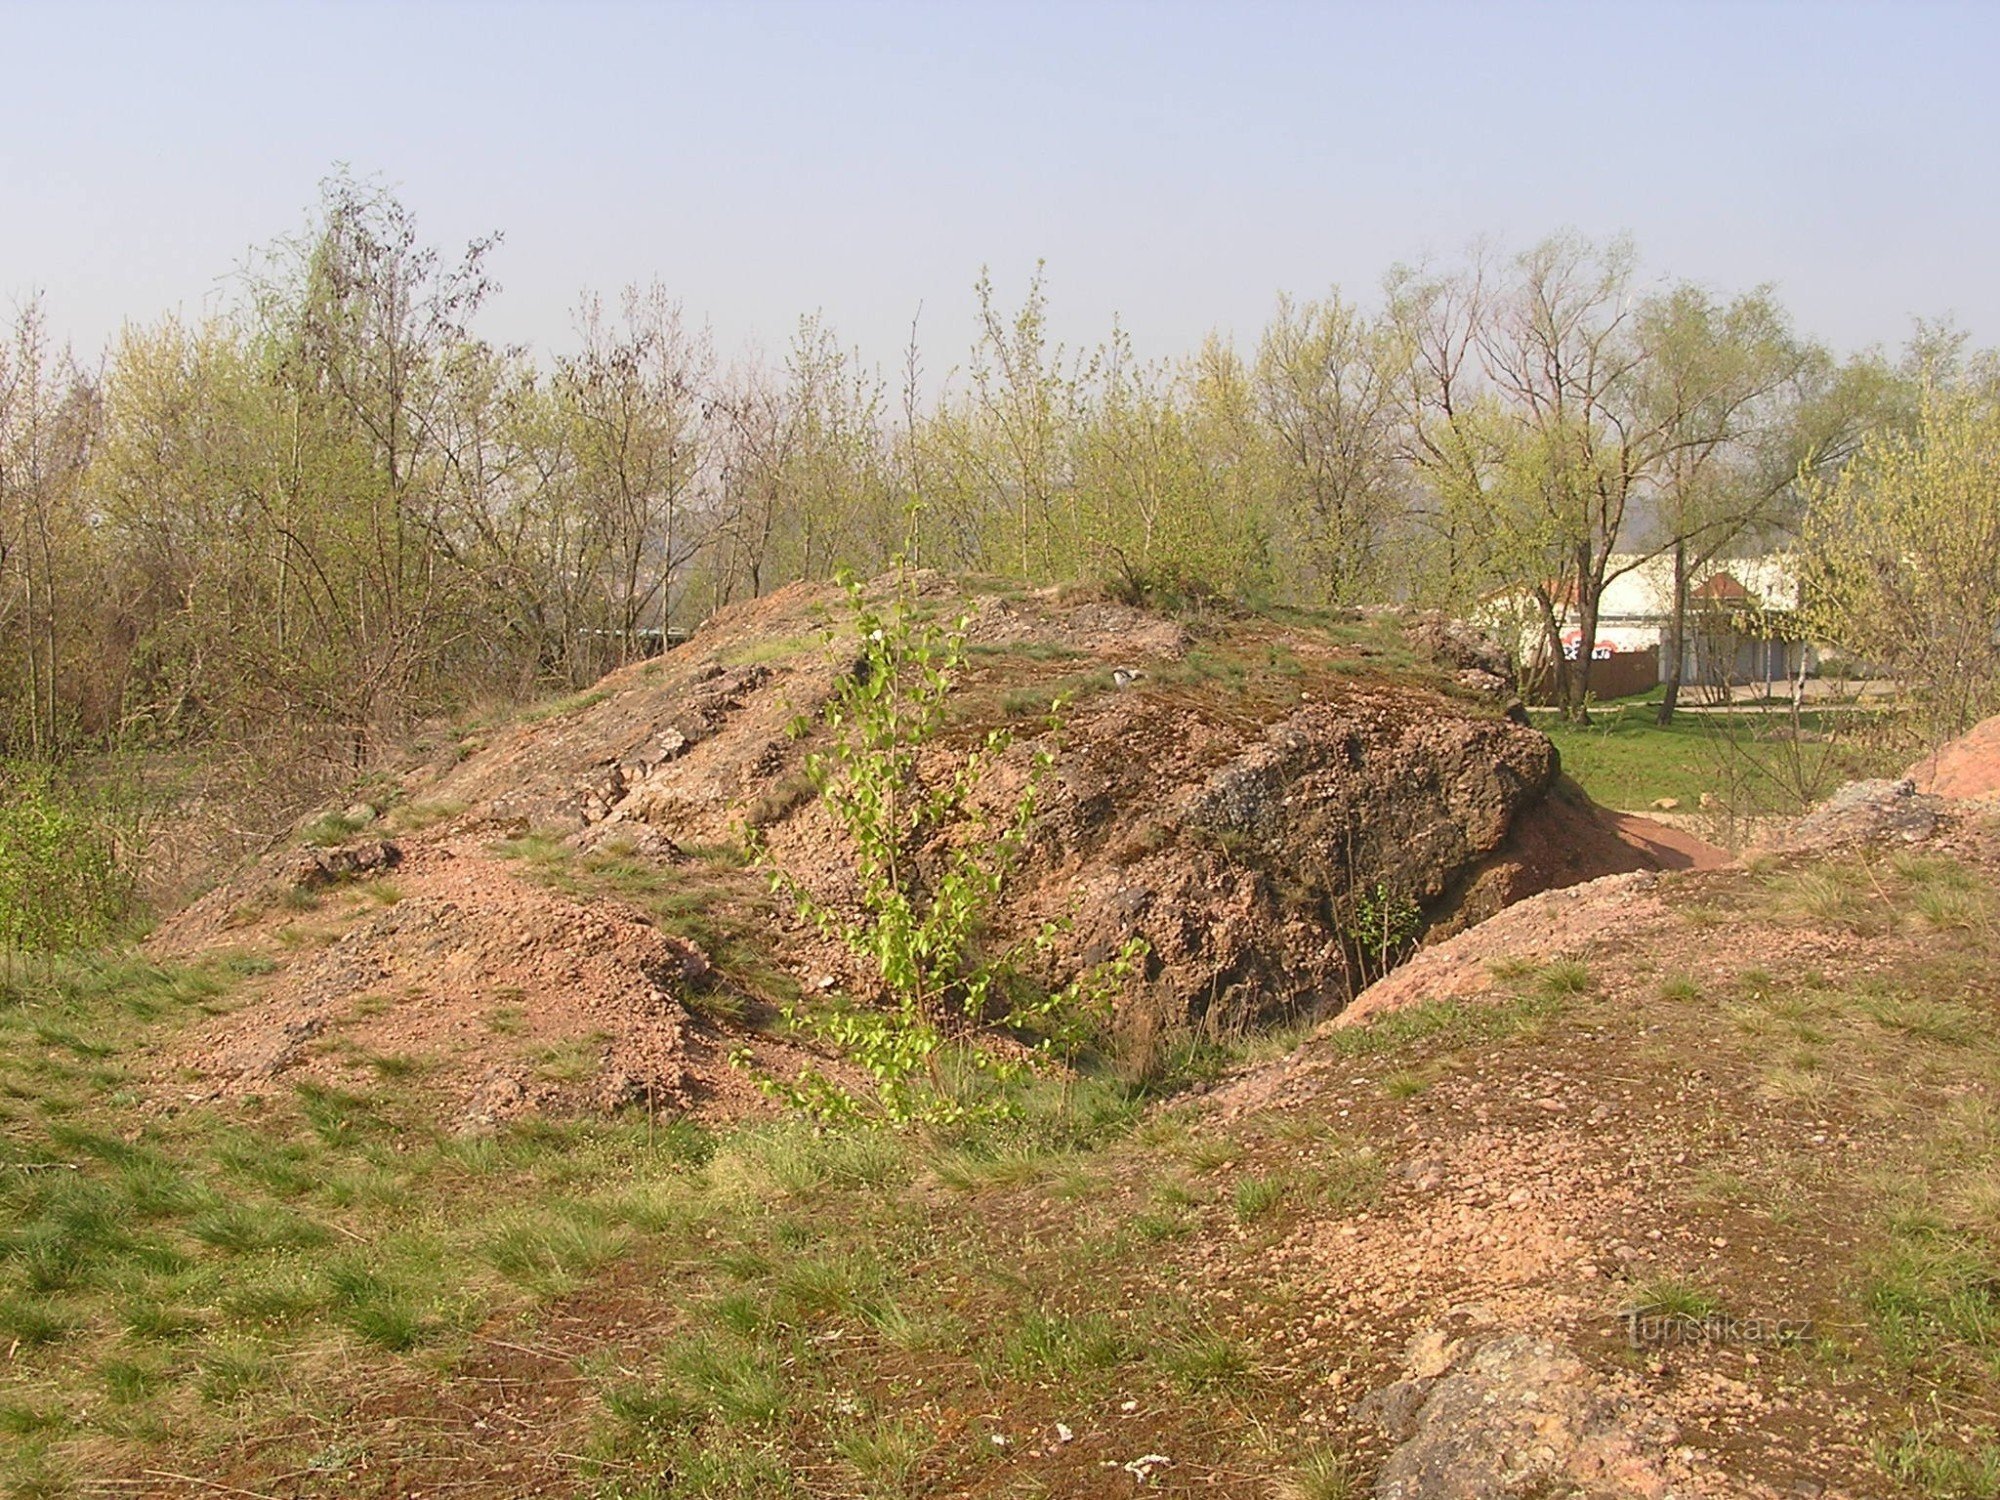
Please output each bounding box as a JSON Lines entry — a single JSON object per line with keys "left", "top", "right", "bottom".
{"left": 1405, "top": 610, "right": 1514, "bottom": 682}
{"left": 290, "top": 838, "right": 402, "bottom": 889}
{"left": 1369, "top": 1333, "right": 1677, "bottom": 1499}
{"left": 1775, "top": 777, "right": 1941, "bottom": 852}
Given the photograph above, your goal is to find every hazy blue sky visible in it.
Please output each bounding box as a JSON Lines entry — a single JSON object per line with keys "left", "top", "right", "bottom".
{"left": 2, "top": 0, "right": 1992, "bottom": 377}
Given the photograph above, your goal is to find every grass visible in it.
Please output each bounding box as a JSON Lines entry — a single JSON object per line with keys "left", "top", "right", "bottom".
{"left": 1232, "top": 1172, "right": 1286, "bottom": 1221}
{"left": 1533, "top": 702, "right": 1888, "bottom": 814}
{"left": 1877, "top": 1423, "right": 2000, "bottom": 1498}
{"left": 519, "top": 686, "right": 613, "bottom": 724}
{"left": 1276, "top": 1449, "right": 1361, "bottom": 1500}
{"left": 14, "top": 814, "right": 2000, "bottom": 1495}
{"left": 1626, "top": 1275, "right": 1724, "bottom": 1321}
{"left": 0, "top": 936, "right": 1379, "bottom": 1494}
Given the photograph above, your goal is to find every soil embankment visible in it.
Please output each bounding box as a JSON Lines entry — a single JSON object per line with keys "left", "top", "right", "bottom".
{"left": 152, "top": 579, "right": 1679, "bottom": 1128}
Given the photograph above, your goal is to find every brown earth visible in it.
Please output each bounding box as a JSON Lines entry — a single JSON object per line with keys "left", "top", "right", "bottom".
{"left": 1909, "top": 710, "right": 2000, "bottom": 801}
{"left": 150, "top": 579, "right": 1678, "bottom": 1129}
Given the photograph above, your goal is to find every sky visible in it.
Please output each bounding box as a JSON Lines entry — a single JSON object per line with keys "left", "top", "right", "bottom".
{"left": 1, "top": 0, "right": 1993, "bottom": 381}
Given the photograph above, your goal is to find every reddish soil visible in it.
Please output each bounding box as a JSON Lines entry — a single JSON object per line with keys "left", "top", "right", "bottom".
{"left": 1909, "top": 710, "right": 2000, "bottom": 800}
{"left": 153, "top": 837, "right": 824, "bottom": 1129}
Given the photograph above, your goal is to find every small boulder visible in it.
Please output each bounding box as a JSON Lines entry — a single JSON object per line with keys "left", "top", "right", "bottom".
{"left": 291, "top": 839, "right": 402, "bottom": 890}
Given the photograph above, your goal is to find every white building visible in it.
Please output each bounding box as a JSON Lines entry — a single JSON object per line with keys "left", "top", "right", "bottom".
{"left": 1491, "top": 552, "right": 1814, "bottom": 692}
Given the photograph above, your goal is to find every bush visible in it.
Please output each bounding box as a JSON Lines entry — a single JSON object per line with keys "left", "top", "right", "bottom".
{"left": 0, "top": 762, "right": 136, "bottom": 954}
{"left": 752, "top": 567, "right": 1144, "bottom": 1124}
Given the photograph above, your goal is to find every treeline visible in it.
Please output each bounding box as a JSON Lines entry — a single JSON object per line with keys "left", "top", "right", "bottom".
{"left": 0, "top": 174, "right": 1986, "bottom": 767}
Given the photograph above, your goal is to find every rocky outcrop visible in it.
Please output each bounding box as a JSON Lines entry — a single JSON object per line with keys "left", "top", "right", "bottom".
{"left": 152, "top": 577, "right": 1690, "bottom": 1117}
{"left": 1770, "top": 777, "right": 1942, "bottom": 852}
{"left": 1362, "top": 1331, "right": 1681, "bottom": 1499}
{"left": 1017, "top": 689, "right": 1560, "bottom": 1028}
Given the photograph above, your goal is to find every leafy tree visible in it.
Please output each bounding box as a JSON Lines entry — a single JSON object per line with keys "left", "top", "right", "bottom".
{"left": 1801, "top": 384, "right": 2000, "bottom": 745}
{"left": 1254, "top": 291, "right": 1403, "bottom": 602}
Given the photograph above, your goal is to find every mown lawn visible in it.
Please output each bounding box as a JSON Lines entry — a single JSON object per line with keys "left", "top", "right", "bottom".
{"left": 1533, "top": 701, "right": 1895, "bottom": 815}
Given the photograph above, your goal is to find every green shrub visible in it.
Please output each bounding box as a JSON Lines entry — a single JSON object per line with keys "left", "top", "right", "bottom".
{"left": 0, "top": 762, "right": 136, "bottom": 955}
{"left": 753, "top": 566, "right": 1144, "bottom": 1124}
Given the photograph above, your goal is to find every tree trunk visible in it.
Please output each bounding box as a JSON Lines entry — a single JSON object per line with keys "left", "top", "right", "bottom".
{"left": 1657, "top": 539, "right": 1689, "bottom": 726}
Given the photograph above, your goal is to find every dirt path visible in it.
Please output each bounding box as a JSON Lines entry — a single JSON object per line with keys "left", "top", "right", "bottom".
{"left": 1601, "top": 808, "right": 1732, "bottom": 870}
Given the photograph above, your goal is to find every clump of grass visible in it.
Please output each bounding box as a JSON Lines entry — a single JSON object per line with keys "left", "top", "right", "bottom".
{"left": 1860, "top": 993, "right": 1981, "bottom": 1047}
{"left": 1874, "top": 1424, "right": 2000, "bottom": 1498}
{"left": 1002, "top": 1308, "right": 1127, "bottom": 1378}
{"left": 383, "top": 799, "right": 466, "bottom": 835}
{"left": 1914, "top": 885, "right": 1987, "bottom": 932}
{"left": 834, "top": 1412, "right": 933, "bottom": 1497}
{"left": 1626, "top": 1275, "right": 1723, "bottom": 1320}
{"left": 1276, "top": 1448, "right": 1361, "bottom": 1500}
{"left": 529, "top": 1036, "right": 603, "bottom": 1084}
{"left": 1768, "top": 864, "right": 1879, "bottom": 934}
{"left": 1314, "top": 1146, "right": 1383, "bottom": 1214}
{"left": 485, "top": 1001, "right": 527, "bottom": 1036}
{"left": 717, "top": 634, "right": 815, "bottom": 668}
{"left": 929, "top": 1146, "right": 1052, "bottom": 1192}
{"left": 322, "top": 1256, "right": 459, "bottom": 1352}
{"left": 743, "top": 773, "right": 816, "bottom": 831}
{"left": 479, "top": 1208, "right": 630, "bottom": 1297}
{"left": 770, "top": 1249, "right": 888, "bottom": 1326}
{"left": 1866, "top": 1235, "right": 2000, "bottom": 1378}
{"left": 649, "top": 1330, "right": 790, "bottom": 1428}
{"left": 1180, "top": 1135, "right": 1240, "bottom": 1173}
{"left": 1760, "top": 1064, "right": 1838, "bottom": 1110}
{"left": 1160, "top": 1328, "right": 1253, "bottom": 1390}
{"left": 358, "top": 879, "right": 402, "bottom": 907}
{"left": 1534, "top": 959, "right": 1594, "bottom": 999}
{"left": 300, "top": 809, "right": 370, "bottom": 846}
{"left": 1233, "top": 1173, "right": 1286, "bottom": 1222}
{"left": 1001, "top": 670, "right": 1116, "bottom": 718}
{"left": 1657, "top": 973, "right": 1703, "bottom": 1003}
{"left": 0, "top": 1296, "right": 81, "bottom": 1347}
{"left": 1383, "top": 1069, "right": 1430, "bottom": 1098}
{"left": 520, "top": 687, "right": 611, "bottom": 724}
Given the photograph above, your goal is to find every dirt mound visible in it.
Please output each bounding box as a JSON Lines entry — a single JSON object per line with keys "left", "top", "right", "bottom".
{"left": 1909, "top": 711, "right": 2000, "bottom": 801}
{"left": 150, "top": 577, "right": 1691, "bottom": 1123}
{"left": 157, "top": 838, "right": 796, "bottom": 1129}
{"left": 1328, "top": 870, "right": 1672, "bottom": 1032}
